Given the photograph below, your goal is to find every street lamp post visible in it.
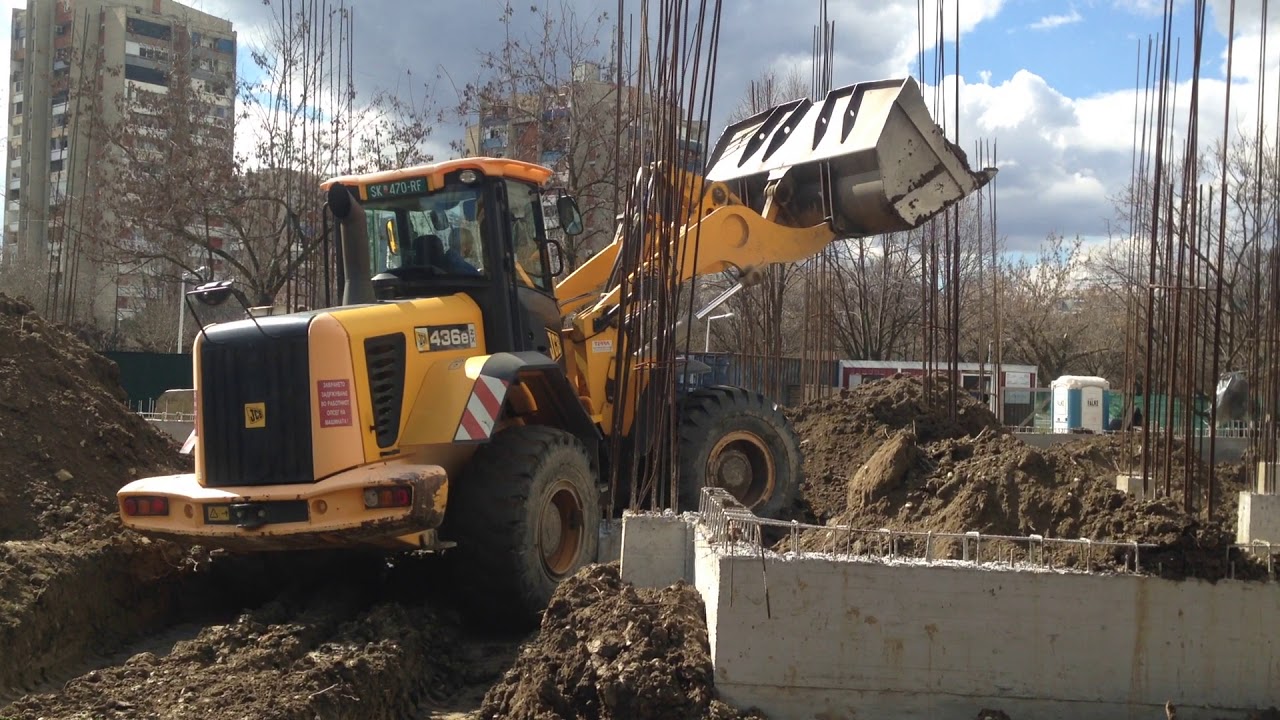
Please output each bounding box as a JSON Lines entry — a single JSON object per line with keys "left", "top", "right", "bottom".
{"left": 176, "top": 266, "right": 208, "bottom": 354}
{"left": 704, "top": 312, "right": 734, "bottom": 353}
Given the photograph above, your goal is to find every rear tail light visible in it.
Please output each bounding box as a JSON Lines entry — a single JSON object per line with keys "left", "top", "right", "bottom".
{"left": 363, "top": 485, "right": 412, "bottom": 509}
{"left": 122, "top": 496, "right": 170, "bottom": 517}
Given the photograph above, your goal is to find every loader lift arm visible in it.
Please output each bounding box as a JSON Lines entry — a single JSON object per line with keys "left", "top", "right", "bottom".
{"left": 555, "top": 77, "right": 996, "bottom": 435}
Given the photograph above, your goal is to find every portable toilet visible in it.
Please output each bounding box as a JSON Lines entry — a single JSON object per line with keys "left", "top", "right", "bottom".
{"left": 1051, "top": 376, "right": 1111, "bottom": 433}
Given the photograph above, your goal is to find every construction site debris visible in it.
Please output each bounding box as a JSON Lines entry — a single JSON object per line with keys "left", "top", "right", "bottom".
{"left": 785, "top": 375, "right": 1263, "bottom": 580}
{"left": 480, "top": 564, "right": 764, "bottom": 720}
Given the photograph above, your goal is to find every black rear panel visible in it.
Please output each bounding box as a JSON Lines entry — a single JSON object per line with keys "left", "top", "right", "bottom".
{"left": 200, "top": 316, "right": 314, "bottom": 487}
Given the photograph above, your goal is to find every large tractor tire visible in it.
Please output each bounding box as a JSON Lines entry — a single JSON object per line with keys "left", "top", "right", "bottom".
{"left": 677, "top": 387, "right": 803, "bottom": 518}
{"left": 447, "top": 425, "right": 600, "bottom": 623}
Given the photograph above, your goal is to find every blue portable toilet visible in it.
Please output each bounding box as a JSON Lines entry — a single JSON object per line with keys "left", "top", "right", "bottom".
{"left": 1051, "top": 375, "right": 1111, "bottom": 433}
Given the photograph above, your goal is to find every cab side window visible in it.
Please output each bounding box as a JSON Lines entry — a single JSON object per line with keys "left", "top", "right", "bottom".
{"left": 508, "top": 182, "right": 548, "bottom": 291}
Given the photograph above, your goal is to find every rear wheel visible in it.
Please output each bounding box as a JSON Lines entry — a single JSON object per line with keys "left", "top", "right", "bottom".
{"left": 677, "top": 387, "right": 802, "bottom": 518}
{"left": 447, "top": 425, "right": 600, "bottom": 624}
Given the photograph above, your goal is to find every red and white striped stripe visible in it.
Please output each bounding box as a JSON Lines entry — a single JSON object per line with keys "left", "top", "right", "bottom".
{"left": 454, "top": 375, "right": 509, "bottom": 442}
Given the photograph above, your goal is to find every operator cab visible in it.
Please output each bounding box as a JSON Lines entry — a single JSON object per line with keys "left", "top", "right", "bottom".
{"left": 323, "top": 158, "right": 583, "bottom": 355}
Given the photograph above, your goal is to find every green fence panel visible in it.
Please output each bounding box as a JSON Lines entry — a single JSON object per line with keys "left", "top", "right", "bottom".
{"left": 101, "top": 351, "right": 193, "bottom": 410}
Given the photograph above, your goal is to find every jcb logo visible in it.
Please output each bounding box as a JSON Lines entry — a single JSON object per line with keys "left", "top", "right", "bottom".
{"left": 546, "top": 329, "right": 563, "bottom": 361}
{"left": 244, "top": 402, "right": 266, "bottom": 429}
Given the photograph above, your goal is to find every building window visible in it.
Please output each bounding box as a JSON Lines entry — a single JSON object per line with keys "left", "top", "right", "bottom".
{"left": 50, "top": 159, "right": 63, "bottom": 172}
{"left": 124, "top": 63, "right": 167, "bottom": 87}
{"left": 126, "top": 18, "right": 172, "bottom": 41}
{"left": 136, "top": 45, "right": 169, "bottom": 62}
{"left": 11, "top": 101, "right": 20, "bottom": 116}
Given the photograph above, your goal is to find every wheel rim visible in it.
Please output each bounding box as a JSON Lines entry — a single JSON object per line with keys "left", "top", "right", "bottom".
{"left": 539, "top": 479, "right": 585, "bottom": 578}
{"left": 707, "top": 430, "right": 775, "bottom": 509}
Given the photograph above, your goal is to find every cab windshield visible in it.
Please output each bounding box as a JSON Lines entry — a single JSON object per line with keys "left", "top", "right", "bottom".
{"left": 364, "top": 187, "right": 486, "bottom": 278}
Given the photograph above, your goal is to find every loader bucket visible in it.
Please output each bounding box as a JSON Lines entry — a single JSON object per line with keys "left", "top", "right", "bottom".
{"left": 704, "top": 77, "right": 995, "bottom": 237}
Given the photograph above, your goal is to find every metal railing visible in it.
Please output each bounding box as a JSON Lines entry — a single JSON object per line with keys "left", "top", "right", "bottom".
{"left": 697, "top": 487, "right": 1279, "bottom": 578}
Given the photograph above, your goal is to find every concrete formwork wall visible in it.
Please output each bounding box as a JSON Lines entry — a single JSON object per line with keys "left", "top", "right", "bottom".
{"left": 696, "top": 536, "right": 1280, "bottom": 720}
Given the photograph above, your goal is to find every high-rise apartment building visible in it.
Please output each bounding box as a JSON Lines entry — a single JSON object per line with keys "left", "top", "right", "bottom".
{"left": 3, "top": 0, "right": 234, "bottom": 323}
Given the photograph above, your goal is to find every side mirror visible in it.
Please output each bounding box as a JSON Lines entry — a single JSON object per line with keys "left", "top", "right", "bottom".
{"left": 384, "top": 219, "right": 399, "bottom": 255}
{"left": 545, "top": 239, "right": 566, "bottom": 276}
{"left": 556, "top": 196, "right": 584, "bottom": 236}
{"left": 191, "top": 279, "right": 238, "bottom": 307}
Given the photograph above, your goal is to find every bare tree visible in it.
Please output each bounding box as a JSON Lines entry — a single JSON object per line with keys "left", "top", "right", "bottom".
{"left": 451, "top": 1, "right": 663, "bottom": 270}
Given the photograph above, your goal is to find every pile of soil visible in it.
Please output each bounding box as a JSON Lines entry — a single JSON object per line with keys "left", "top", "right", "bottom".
{"left": 0, "top": 293, "right": 183, "bottom": 543}
{"left": 785, "top": 375, "right": 1262, "bottom": 580}
{"left": 0, "top": 293, "right": 191, "bottom": 697}
{"left": 787, "top": 375, "right": 1001, "bottom": 524}
{"left": 481, "top": 564, "right": 762, "bottom": 720}
{"left": 5, "top": 558, "right": 472, "bottom": 720}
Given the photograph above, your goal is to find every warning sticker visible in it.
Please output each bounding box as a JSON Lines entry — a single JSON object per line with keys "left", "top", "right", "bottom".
{"left": 591, "top": 339, "right": 614, "bottom": 354}
{"left": 317, "top": 379, "right": 352, "bottom": 428}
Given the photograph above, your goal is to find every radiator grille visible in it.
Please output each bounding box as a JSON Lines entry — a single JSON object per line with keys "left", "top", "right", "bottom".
{"left": 364, "top": 333, "right": 406, "bottom": 448}
{"left": 200, "top": 329, "right": 313, "bottom": 487}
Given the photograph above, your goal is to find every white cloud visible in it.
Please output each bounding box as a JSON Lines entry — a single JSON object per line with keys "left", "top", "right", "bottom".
{"left": 1030, "top": 9, "right": 1083, "bottom": 30}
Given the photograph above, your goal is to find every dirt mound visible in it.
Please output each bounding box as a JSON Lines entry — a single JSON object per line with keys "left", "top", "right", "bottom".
{"left": 481, "top": 564, "right": 762, "bottom": 720}
{"left": 0, "top": 536, "right": 195, "bottom": 698}
{"left": 785, "top": 396, "right": 1260, "bottom": 579}
{"left": 5, "top": 563, "right": 468, "bottom": 720}
{"left": 787, "top": 375, "right": 1000, "bottom": 523}
{"left": 0, "top": 294, "right": 182, "bottom": 543}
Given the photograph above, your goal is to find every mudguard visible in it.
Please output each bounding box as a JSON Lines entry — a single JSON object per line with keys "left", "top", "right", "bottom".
{"left": 402, "top": 351, "right": 599, "bottom": 456}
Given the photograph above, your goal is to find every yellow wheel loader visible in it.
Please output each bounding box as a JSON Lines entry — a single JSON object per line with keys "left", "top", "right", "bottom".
{"left": 118, "top": 77, "right": 993, "bottom": 617}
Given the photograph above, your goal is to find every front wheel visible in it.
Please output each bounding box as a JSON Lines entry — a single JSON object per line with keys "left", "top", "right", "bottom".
{"left": 677, "top": 387, "right": 803, "bottom": 518}
{"left": 447, "top": 425, "right": 600, "bottom": 624}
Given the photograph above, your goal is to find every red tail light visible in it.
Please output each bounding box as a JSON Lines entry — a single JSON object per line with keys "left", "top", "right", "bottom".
{"left": 122, "top": 496, "right": 170, "bottom": 517}
{"left": 363, "top": 486, "right": 412, "bottom": 509}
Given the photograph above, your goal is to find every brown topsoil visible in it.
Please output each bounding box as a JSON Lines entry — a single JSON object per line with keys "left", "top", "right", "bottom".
{"left": 784, "top": 375, "right": 1263, "bottom": 580}
{"left": 0, "top": 294, "right": 184, "bottom": 543}
{"left": 480, "top": 563, "right": 761, "bottom": 720}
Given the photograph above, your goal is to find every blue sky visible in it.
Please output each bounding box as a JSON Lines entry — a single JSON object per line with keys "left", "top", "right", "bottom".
{"left": 957, "top": 1, "right": 1228, "bottom": 98}
{"left": 0, "top": 0, "right": 1273, "bottom": 255}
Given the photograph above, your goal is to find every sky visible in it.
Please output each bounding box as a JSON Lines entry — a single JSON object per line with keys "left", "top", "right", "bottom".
{"left": 1, "top": 0, "right": 1276, "bottom": 254}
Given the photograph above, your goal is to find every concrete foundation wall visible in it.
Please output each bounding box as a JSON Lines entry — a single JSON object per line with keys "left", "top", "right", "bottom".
{"left": 1014, "top": 432, "right": 1247, "bottom": 464}
{"left": 1238, "top": 492, "right": 1280, "bottom": 546}
{"left": 696, "top": 535, "right": 1280, "bottom": 720}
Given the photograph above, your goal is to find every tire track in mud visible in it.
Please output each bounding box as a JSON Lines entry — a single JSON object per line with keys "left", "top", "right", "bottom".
{"left": 2, "top": 551, "right": 523, "bottom": 720}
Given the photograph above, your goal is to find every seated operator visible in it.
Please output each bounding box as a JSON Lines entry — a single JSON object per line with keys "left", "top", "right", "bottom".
{"left": 410, "top": 232, "right": 481, "bottom": 276}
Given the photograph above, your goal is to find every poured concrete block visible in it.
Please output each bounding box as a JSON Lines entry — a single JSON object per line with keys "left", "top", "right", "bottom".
{"left": 1116, "top": 473, "right": 1149, "bottom": 500}
{"left": 1257, "top": 462, "right": 1280, "bottom": 494}
{"left": 620, "top": 512, "right": 692, "bottom": 588}
{"left": 1236, "top": 491, "right": 1280, "bottom": 546}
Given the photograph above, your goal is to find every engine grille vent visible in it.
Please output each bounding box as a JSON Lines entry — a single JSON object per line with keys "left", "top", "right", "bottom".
{"left": 364, "top": 333, "right": 406, "bottom": 448}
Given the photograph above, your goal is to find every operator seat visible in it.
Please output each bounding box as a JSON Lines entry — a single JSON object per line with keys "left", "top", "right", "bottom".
{"left": 408, "top": 234, "right": 446, "bottom": 270}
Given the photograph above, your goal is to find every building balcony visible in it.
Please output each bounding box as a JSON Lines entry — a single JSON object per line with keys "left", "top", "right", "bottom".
{"left": 8, "top": 178, "right": 19, "bottom": 190}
